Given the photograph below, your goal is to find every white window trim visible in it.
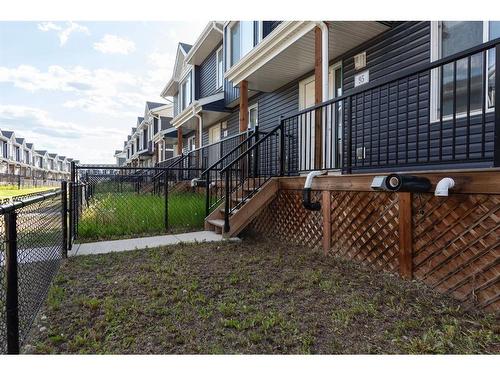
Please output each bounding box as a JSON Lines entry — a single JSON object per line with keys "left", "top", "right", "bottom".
{"left": 298, "top": 62, "right": 342, "bottom": 110}
{"left": 430, "top": 21, "right": 495, "bottom": 123}
{"left": 227, "top": 21, "right": 264, "bottom": 69}
{"left": 216, "top": 46, "right": 223, "bottom": 89}
{"left": 248, "top": 103, "right": 258, "bottom": 130}
{"left": 179, "top": 70, "right": 193, "bottom": 111}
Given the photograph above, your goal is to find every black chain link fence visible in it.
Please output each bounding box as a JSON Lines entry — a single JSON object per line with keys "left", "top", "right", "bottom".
{"left": 0, "top": 187, "right": 66, "bottom": 353}
{"left": 69, "top": 166, "right": 205, "bottom": 243}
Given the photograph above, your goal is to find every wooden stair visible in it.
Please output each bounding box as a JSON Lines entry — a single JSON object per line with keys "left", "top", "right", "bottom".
{"left": 204, "top": 178, "right": 278, "bottom": 238}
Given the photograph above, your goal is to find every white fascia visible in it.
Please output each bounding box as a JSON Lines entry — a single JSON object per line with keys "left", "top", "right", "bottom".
{"left": 170, "top": 102, "right": 202, "bottom": 129}
{"left": 224, "top": 21, "right": 316, "bottom": 86}
{"left": 185, "top": 21, "right": 223, "bottom": 65}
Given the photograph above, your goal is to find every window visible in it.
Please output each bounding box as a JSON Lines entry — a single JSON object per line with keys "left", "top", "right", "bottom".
{"left": 431, "top": 21, "right": 499, "bottom": 120}
{"left": 216, "top": 46, "right": 223, "bottom": 89}
{"left": 188, "top": 135, "right": 196, "bottom": 151}
{"left": 180, "top": 72, "right": 192, "bottom": 111}
{"left": 228, "top": 21, "right": 263, "bottom": 68}
{"left": 248, "top": 103, "right": 258, "bottom": 130}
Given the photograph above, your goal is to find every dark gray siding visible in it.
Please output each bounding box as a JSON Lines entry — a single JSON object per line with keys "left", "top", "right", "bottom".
{"left": 257, "top": 81, "right": 299, "bottom": 132}
{"left": 342, "top": 21, "right": 494, "bottom": 171}
{"left": 199, "top": 42, "right": 222, "bottom": 99}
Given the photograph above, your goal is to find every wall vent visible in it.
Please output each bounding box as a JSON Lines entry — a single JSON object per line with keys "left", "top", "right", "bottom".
{"left": 354, "top": 52, "right": 367, "bottom": 70}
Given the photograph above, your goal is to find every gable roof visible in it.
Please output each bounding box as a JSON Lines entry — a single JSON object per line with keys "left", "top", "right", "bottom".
{"left": 1, "top": 130, "right": 14, "bottom": 139}
{"left": 179, "top": 43, "right": 192, "bottom": 54}
{"left": 26, "top": 143, "right": 34, "bottom": 149}
{"left": 35, "top": 150, "right": 47, "bottom": 156}
{"left": 146, "top": 101, "right": 165, "bottom": 111}
{"left": 136, "top": 117, "right": 144, "bottom": 126}
{"left": 185, "top": 22, "right": 224, "bottom": 66}
{"left": 48, "top": 153, "right": 57, "bottom": 158}
{"left": 15, "top": 137, "right": 25, "bottom": 145}
{"left": 161, "top": 43, "right": 194, "bottom": 98}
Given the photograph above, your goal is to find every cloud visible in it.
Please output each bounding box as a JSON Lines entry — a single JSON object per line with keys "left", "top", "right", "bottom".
{"left": 0, "top": 105, "right": 124, "bottom": 163}
{"left": 37, "top": 21, "right": 90, "bottom": 46}
{"left": 93, "top": 34, "right": 136, "bottom": 55}
{"left": 0, "top": 64, "right": 147, "bottom": 117}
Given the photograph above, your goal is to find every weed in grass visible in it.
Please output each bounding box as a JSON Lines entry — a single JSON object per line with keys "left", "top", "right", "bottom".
{"left": 47, "top": 285, "right": 65, "bottom": 311}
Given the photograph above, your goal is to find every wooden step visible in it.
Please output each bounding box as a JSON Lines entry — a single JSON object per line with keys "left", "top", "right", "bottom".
{"left": 207, "top": 219, "right": 224, "bottom": 227}
{"left": 207, "top": 219, "right": 224, "bottom": 234}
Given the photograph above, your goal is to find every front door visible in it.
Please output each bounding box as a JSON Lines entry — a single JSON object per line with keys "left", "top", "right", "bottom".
{"left": 298, "top": 63, "right": 342, "bottom": 171}
{"left": 208, "top": 124, "right": 221, "bottom": 166}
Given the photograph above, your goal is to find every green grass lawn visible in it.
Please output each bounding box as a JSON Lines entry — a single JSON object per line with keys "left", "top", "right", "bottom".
{"left": 0, "top": 185, "right": 53, "bottom": 199}
{"left": 77, "top": 192, "right": 205, "bottom": 241}
{"left": 27, "top": 238, "right": 499, "bottom": 354}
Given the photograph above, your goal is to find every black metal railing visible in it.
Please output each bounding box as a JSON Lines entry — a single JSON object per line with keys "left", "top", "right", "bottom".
{"left": 201, "top": 130, "right": 261, "bottom": 215}
{"left": 219, "top": 126, "right": 283, "bottom": 232}
{"left": 280, "top": 38, "right": 499, "bottom": 174}
{"left": 0, "top": 185, "right": 67, "bottom": 354}
{"left": 216, "top": 39, "right": 499, "bottom": 233}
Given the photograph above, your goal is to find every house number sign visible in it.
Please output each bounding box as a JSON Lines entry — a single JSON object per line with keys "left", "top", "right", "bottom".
{"left": 354, "top": 70, "right": 369, "bottom": 87}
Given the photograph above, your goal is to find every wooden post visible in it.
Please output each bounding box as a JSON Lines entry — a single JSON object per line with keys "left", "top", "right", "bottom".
{"left": 239, "top": 80, "right": 249, "bottom": 132}
{"left": 398, "top": 192, "right": 413, "bottom": 279}
{"left": 177, "top": 127, "right": 183, "bottom": 155}
{"left": 322, "top": 190, "right": 331, "bottom": 256}
{"left": 314, "top": 26, "right": 323, "bottom": 170}
{"left": 195, "top": 117, "right": 201, "bottom": 149}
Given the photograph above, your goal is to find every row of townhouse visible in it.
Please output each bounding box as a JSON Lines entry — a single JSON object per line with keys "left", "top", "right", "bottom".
{"left": 115, "top": 101, "right": 178, "bottom": 167}
{"left": 0, "top": 129, "right": 78, "bottom": 180}
{"left": 116, "top": 21, "right": 498, "bottom": 175}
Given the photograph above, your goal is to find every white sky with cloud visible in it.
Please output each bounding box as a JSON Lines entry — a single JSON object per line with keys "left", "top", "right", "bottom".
{"left": 93, "top": 34, "right": 136, "bottom": 54}
{"left": 0, "top": 21, "right": 206, "bottom": 163}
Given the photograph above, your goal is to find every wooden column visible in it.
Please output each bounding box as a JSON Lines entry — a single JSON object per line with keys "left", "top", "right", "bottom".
{"left": 177, "top": 128, "right": 183, "bottom": 155}
{"left": 398, "top": 192, "right": 413, "bottom": 279}
{"left": 314, "top": 26, "right": 323, "bottom": 169}
{"left": 239, "top": 80, "right": 249, "bottom": 132}
{"left": 195, "top": 117, "right": 201, "bottom": 149}
{"left": 322, "top": 190, "right": 331, "bottom": 256}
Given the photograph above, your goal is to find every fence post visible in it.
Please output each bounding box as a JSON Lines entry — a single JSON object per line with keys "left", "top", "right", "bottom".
{"left": 205, "top": 171, "right": 210, "bottom": 217}
{"left": 61, "top": 181, "right": 68, "bottom": 258}
{"left": 68, "top": 182, "right": 73, "bottom": 250}
{"left": 164, "top": 171, "right": 169, "bottom": 231}
{"left": 5, "top": 210, "right": 20, "bottom": 354}
{"left": 398, "top": 192, "right": 413, "bottom": 279}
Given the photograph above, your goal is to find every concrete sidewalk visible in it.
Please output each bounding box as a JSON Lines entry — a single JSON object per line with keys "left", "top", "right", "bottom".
{"left": 69, "top": 231, "right": 230, "bottom": 256}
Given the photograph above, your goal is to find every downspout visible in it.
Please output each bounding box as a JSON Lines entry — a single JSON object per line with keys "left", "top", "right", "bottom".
{"left": 314, "top": 21, "right": 329, "bottom": 102}
{"left": 193, "top": 106, "right": 203, "bottom": 149}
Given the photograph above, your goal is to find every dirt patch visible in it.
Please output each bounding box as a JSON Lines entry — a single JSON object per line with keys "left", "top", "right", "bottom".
{"left": 26, "top": 236, "right": 499, "bottom": 354}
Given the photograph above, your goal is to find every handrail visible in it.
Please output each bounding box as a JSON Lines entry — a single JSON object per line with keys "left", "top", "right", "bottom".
{"left": 281, "top": 37, "right": 500, "bottom": 122}
{"left": 220, "top": 124, "right": 282, "bottom": 174}
{"left": 200, "top": 129, "right": 257, "bottom": 177}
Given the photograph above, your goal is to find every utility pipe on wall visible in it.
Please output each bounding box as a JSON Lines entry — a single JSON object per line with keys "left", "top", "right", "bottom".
{"left": 302, "top": 170, "right": 327, "bottom": 211}
{"left": 193, "top": 108, "right": 203, "bottom": 149}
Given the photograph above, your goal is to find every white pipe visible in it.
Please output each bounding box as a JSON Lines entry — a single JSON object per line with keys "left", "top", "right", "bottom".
{"left": 193, "top": 108, "right": 203, "bottom": 149}
{"left": 435, "top": 177, "right": 455, "bottom": 197}
{"left": 304, "top": 170, "right": 327, "bottom": 189}
{"left": 314, "top": 21, "right": 329, "bottom": 102}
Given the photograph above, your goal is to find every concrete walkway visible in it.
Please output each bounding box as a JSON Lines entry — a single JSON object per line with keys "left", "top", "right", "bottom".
{"left": 69, "top": 231, "right": 230, "bottom": 256}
